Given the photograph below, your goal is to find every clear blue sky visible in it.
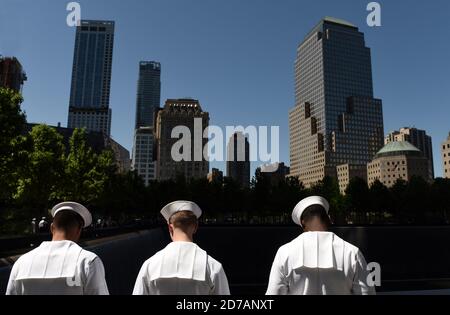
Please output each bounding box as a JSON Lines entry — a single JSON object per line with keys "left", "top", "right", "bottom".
{"left": 1, "top": 0, "right": 449, "bottom": 177}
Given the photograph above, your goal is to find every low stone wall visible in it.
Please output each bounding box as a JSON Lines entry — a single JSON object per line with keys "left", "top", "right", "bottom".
{"left": 2, "top": 226, "right": 450, "bottom": 294}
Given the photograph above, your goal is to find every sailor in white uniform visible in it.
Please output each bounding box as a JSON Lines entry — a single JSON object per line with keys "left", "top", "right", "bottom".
{"left": 133, "top": 201, "right": 230, "bottom": 295}
{"left": 6, "top": 202, "right": 109, "bottom": 295}
{"left": 266, "top": 196, "right": 376, "bottom": 295}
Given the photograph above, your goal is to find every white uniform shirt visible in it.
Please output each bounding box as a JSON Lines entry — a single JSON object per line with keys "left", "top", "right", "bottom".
{"left": 266, "top": 232, "right": 376, "bottom": 295}
{"left": 6, "top": 240, "right": 109, "bottom": 295}
{"left": 133, "top": 242, "right": 230, "bottom": 295}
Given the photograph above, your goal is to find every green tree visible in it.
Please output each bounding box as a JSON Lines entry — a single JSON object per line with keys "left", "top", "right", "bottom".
{"left": 310, "top": 176, "right": 343, "bottom": 223}
{"left": 96, "top": 171, "right": 147, "bottom": 222}
{"left": 390, "top": 179, "right": 407, "bottom": 223}
{"left": 280, "top": 177, "right": 308, "bottom": 223}
{"left": 223, "top": 177, "right": 244, "bottom": 221}
{"left": 13, "top": 125, "right": 65, "bottom": 216}
{"left": 430, "top": 178, "right": 450, "bottom": 223}
{"left": 345, "top": 177, "right": 370, "bottom": 224}
{"left": 403, "top": 176, "right": 431, "bottom": 224}
{"left": 252, "top": 169, "right": 272, "bottom": 220}
{"left": 0, "top": 88, "right": 26, "bottom": 203}
{"left": 61, "top": 128, "right": 116, "bottom": 205}
{"left": 87, "top": 150, "right": 117, "bottom": 202}
{"left": 368, "top": 180, "right": 392, "bottom": 223}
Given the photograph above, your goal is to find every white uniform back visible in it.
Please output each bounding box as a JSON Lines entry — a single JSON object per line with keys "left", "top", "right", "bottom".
{"left": 6, "top": 240, "right": 109, "bottom": 295}
{"left": 133, "top": 242, "right": 230, "bottom": 295}
{"left": 266, "top": 232, "right": 376, "bottom": 295}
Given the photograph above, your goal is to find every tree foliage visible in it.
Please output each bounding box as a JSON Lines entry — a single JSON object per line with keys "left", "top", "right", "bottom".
{"left": 2, "top": 88, "right": 450, "bottom": 234}
{"left": 0, "top": 88, "right": 26, "bottom": 203}
{"left": 13, "top": 125, "right": 65, "bottom": 215}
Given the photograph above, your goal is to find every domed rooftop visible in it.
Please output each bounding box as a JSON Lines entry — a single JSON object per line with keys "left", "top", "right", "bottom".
{"left": 375, "top": 141, "right": 422, "bottom": 158}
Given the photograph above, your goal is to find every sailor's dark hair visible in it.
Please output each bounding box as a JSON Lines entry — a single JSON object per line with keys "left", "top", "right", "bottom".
{"left": 52, "top": 210, "right": 84, "bottom": 231}
{"left": 300, "top": 204, "right": 331, "bottom": 227}
{"left": 169, "top": 210, "right": 198, "bottom": 229}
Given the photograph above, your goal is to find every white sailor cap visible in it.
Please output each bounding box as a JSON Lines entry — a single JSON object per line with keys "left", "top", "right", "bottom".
{"left": 161, "top": 201, "right": 202, "bottom": 222}
{"left": 292, "top": 196, "right": 330, "bottom": 227}
{"left": 51, "top": 202, "right": 92, "bottom": 228}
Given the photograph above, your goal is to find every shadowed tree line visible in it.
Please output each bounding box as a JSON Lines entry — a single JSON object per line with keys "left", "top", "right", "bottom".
{"left": 0, "top": 88, "right": 117, "bottom": 234}
{"left": 2, "top": 88, "right": 450, "bottom": 235}
{"left": 96, "top": 170, "right": 450, "bottom": 227}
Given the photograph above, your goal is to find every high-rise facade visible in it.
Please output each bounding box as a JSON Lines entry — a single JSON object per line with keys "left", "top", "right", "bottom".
{"left": 0, "top": 56, "right": 27, "bottom": 92}
{"left": 442, "top": 133, "right": 450, "bottom": 179}
{"left": 289, "top": 17, "right": 384, "bottom": 187}
{"left": 226, "top": 132, "right": 250, "bottom": 188}
{"left": 134, "top": 61, "right": 161, "bottom": 129}
{"left": 131, "top": 127, "right": 156, "bottom": 185}
{"left": 155, "top": 99, "right": 209, "bottom": 181}
{"left": 68, "top": 20, "right": 115, "bottom": 136}
{"left": 337, "top": 164, "right": 368, "bottom": 194}
{"left": 385, "top": 127, "right": 434, "bottom": 179}
{"left": 131, "top": 61, "right": 161, "bottom": 185}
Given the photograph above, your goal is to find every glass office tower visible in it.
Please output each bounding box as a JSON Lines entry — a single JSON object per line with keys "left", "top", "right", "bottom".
{"left": 289, "top": 17, "right": 384, "bottom": 187}
{"left": 134, "top": 61, "right": 161, "bottom": 129}
{"left": 68, "top": 20, "right": 115, "bottom": 136}
{"left": 131, "top": 61, "right": 161, "bottom": 185}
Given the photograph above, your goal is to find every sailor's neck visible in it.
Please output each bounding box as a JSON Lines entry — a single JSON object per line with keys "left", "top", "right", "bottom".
{"left": 303, "top": 226, "right": 329, "bottom": 233}
{"left": 52, "top": 232, "right": 79, "bottom": 243}
{"left": 302, "top": 216, "right": 330, "bottom": 232}
{"left": 171, "top": 231, "right": 194, "bottom": 243}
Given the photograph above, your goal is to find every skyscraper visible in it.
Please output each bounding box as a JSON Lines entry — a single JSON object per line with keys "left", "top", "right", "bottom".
{"left": 385, "top": 127, "right": 434, "bottom": 179}
{"left": 289, "top": 17, "right": 384, "bottom": 187}
{"left": 67, "top": 20, "right": 115, "bottom": 136}
{"left": 131, "top": 127, "right": 156, "bottom": 185}
{"left": 155, "top": 99, "right": 209, "bottom": 181}
{"left": 134, "top": 61, "right": 161, "bottom": 129}
{"left": 442, "top": 133, "right": 450, "bottom": 179}
{"left": 0, "top": 56, "right": 27, "bottom": 92}
{"left": 131, "top": 61, "right": 161, "bottom": 185}
{"left": 226, "top": 132, "right": 250, "bottom": 188}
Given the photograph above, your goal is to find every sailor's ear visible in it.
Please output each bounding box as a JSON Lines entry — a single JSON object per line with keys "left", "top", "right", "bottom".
{"left": 50, "top": 223, "right": 55, "bottom": 234}
{"left": 74, "top": 226, "right": 82, "bottom": 241}
{"left": 193, "top": 222, "right": 199, "bottom": 234}
{"left": 168, "top": 223, "right": 174, "bottom": 236}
